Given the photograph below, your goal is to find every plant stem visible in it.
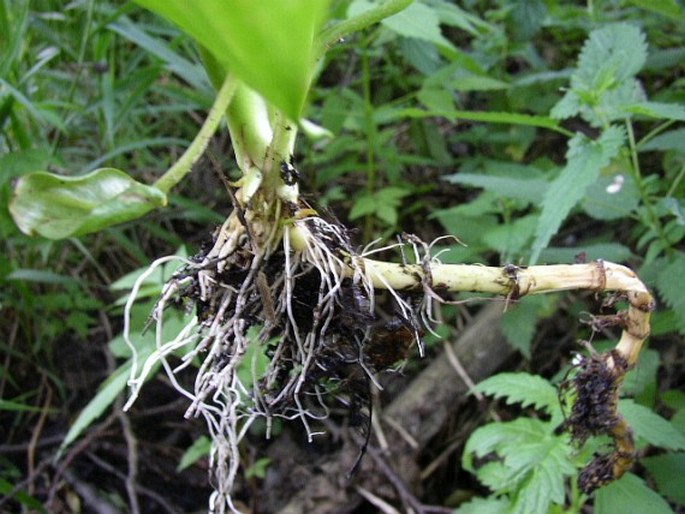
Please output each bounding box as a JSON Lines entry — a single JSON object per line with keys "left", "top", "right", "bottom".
{"left": 353, "top": 258, "right": 652, "bottom": 366}
{"left": 226, "top": 83, "right": 273, "bottom": 172}
{"left": 318, "top": 0, "right": 414, "bottom": 55}
{"left": 625, "top": 120, "right": 672, "bottom": 257}
{"left": 153, "top": 75, "right": 237, "bottom": 194}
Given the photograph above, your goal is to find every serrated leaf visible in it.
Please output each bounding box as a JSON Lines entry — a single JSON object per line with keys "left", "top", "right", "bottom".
{"left": 594, "top": 473, "right": 674, "bottom": 514}
{"left": 133, "top": 0, "right": 329, "bottom": 121}
{"left": 576, "top": 23, "right": 646, "bottom": 84}
{"left": 530, "top": 127, "right": 625, "bottom": 264}
{"left": 655, "top": 253, "right": 685, "bottom": 334}
{"left": 474, "top": 373, "right": 560, "bottom": 415}
{"left": 464, "top": 417, "right": 574, "bottom": 513}
{"left": 9, "top": 168, "right": 166, "bottom": 239}
{"left": 642, "top": 453, "right": 685, "bottom": 505}
{"left": 620, "top": 399, "right": 685, "bottom": 450}
{"left": 552, "top": 24, "right": 649, "bottom": 126}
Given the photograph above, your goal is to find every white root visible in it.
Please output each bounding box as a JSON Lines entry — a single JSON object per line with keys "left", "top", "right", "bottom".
{"left": 122, "top": 202, "right": 653, "bottom": 514}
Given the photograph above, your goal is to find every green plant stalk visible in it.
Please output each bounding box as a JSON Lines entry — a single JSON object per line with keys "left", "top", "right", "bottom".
{"left": 226, "top": 83, "right": 273, "bottom": 172}
{"left": 318, "top": 0, "right": 414, "bottom": 54}
{"left": 625, "top": 120, "right": 672, "bottom": 257}
{"left": 153, "top": 74, "right": 237, "bottom": 194}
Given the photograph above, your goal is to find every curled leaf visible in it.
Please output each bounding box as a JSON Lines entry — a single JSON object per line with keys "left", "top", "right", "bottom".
{"left": 9, "top": 168, "right": 166, "bottom": 239}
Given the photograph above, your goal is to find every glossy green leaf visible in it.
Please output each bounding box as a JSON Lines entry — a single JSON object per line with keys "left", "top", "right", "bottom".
{"left": 9, "top": 168, "right": 166, "bottom": 239}
{"left": 133, "top": 0, "right": 330, "bottom": 120}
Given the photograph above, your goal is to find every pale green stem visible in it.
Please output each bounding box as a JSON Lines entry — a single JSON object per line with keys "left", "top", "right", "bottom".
{"left": 153, "top": 75, "right": 237, "bottom": 194}
{"left": 226, "top": 83, "right": 273, "bottom": 172}
{"left": 318, "top": 0, "right": 414, "bottom": 55}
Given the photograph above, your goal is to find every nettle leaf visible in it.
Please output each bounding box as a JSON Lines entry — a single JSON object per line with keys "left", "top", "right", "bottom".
{"left": 621, "top": 399, "right": 685, "bottom": 450}
{"left": 474, "top": 372, "right": 561, "bottom": 417}
{"left": 463, "top": 418, "right": 574, "bottom": 513}
{"left": 530, "top": 126, "right": 625, "bottom": 264}
{"left": 134, "top": 0, "right": 330, "bottom": 121}
{"left": 576, "top": 23, "right": 646, "bottom": 85}
{"left": 582, "top": 171, "right": 639, "bottom": 221}
{"left": 642, "top": 453, "right": 685, "bottom": 505}
{"left": 594, "top": 473, "right": 674, "bottom": 514}
{"left": 9, "top": 168, "right": 166, "bottom": 239}
{"left": 552, "top": 24, "right": 648, "bottom": 126}
{"left": 655, "top": 252, "right": 685, "bottom": 334}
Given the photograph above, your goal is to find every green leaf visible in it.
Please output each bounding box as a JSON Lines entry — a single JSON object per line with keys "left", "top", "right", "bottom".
{"left": 453, "top": 496, "right": 509, "bottom": 514}
{"left": 133, "top": 0, "right": 330, "bottom": 120}
{"left": 552, "top": 24, "right": 649, "bottom": 126}
{"left": 350, "top": 0, "right": 456, "bottom": 52}
{"left": 620, "top": 399, "right": 685, "bottom": 450}
{"left": 530, "top": 127, "right": 625, "bottom": 264}
{"left": 500, "top": 296, "right": 554, "bottom": 359}
{"left": 642, "top": 453, "right": 685, "bottom": 505}
{"left": 108, "top": 17, "right": 210, "bottom": 92}
{"left": 576, "top": 23, "right": 647, "bottom": 84}
{"left": 390, "top": 108, "right": 564, "bottom": 133}
{"left": 594, "top": 473, "right": 674, "bottom": 514}
{"left": 0, "top": 399, "right": 56, "bottom": 413}
{"left": 627, "top": 0, "right": 685, "bottom": 20}
{"left": 474, "top": 372, "right": 561, "bottom": 418}
{"left": 640, "top": 128, "right": 685, "bottom": 153}
{"left": 463, "top": 417, "right": 574, "bottom": 513}
{"left": 482, "top": 214, "right": 538, "bottom": 262}
{"left": 59, "top": 360, "right": 145, "bottom": 457}
{"left": 0, "top": 477, "right": 45, "bottom": 513}
{"left": 622, "top": 101, "right": 685, "bottom": 122}
{"left": 246, "top": 457, "right": 272, "bottom": 479}
{"left": 582, "top": 172, "right": 639, "bottom": 221}
{"left": 6, "top": 269, "right": 80, "bottom": 286}
{"left": 9, "top": 168, "right": 167, "bottom": 239}
{"left": 177, "top": 436, "right": 211, "bottom": 471}
{"left": 655, "top": 253, "right": 685, "bottom": 334}
{"left": 537, "top": 243, "right": 633, "bottom": 264}
{"left": 444, "top": 173, "right": 548, "bottom": 203}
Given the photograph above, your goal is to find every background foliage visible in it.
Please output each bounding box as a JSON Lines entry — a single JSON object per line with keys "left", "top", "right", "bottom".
{"left": 1, "top": 0, "right": 684, "bottom": 512}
